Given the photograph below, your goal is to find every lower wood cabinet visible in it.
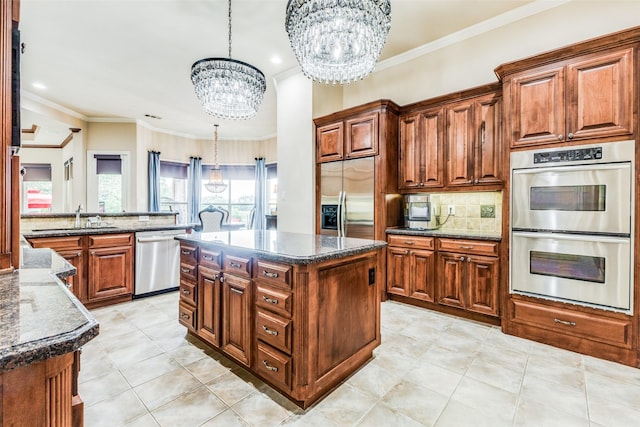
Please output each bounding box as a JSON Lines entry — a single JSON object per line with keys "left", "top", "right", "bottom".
{"left": 387, "top": 234, "right": 500, "bottom": 321}
{"left": 27, "top": 233, "right": 134, "bottom": 309}
{"left": 221, "top": 272, "right": 252, "bottom": 366}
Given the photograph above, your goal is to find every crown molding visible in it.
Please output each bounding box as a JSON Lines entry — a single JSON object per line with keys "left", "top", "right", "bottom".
{"left": 21, "top": 90, "right": 89, "bottom": 121}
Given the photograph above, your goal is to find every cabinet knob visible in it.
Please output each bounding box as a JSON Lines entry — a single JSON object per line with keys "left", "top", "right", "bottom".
{"left": 568, "top": 132, "right": 574, "bottom": 139}
{"left": 459, "top": 256, "right": 466, "bottom": 261}
{"left": 558, "top": 134, "right": 564, "bottom": 141}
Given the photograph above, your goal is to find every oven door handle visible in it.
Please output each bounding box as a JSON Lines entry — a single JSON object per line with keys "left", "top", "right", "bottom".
{"left": 512, "top": 162, "right": 630, "bottom": 175}
{"left": 512, "top": 231, "right": 630, "bottom": 243}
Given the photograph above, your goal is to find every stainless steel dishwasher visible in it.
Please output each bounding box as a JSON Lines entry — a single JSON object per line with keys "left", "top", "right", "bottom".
{"left": 134, "top": 229, "right": 184, "bottom": 297}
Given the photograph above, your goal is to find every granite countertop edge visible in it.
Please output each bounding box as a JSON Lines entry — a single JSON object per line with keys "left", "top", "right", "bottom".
{"left": 0, "top": 248, "right": 100, "bottom": 372}
{"left": 386, "top": 227, "right": 502, "bottom": 241}
{"left": 22, "top": 224, "right": 194, "bottom": 239}
{"left": 176, "top": 235, "right": 387, "bottom": 265}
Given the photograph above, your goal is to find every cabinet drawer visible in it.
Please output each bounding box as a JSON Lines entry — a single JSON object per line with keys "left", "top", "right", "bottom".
{"left": 179, "top": 279, "right": 197, "bottom": 306}
{"left": 224, "top": 254, "right": 252, "bottom": 278}
{"left": 511, "top": 299, "right": 632, "bottom": 349}
{"left": 387, "top": 235, "right": 434, "bottom": 250}
{"left": 255, "top": 284, "right": 293, "bottom": 318}
{"left": 256, "top": 309, "right": 292, "bottom": 354}
{"left": 255, "top": 260, "right": 292, "bottom": 288}
{"left": 179, "top": 263, "right": 197, "bottom": 282}
{"left": 200, "top": 248, "right": 222, "bottom": 269}
{"left": 28, "top": 236, "right": 83, "bottom": 250}
{"left": 88, "top": 233, "right": 132, "bottom": 248}
{"left": 256, "top": 343, "right": 292, "bottom": 391}
{"left": 437, "top": 238, "right": 498, "bottom": 256}
{"left": 178, "top": 301, "right": 197, "bottom": 331}
{"left": 180, "top": 243, "right": 198, "bottom": 265}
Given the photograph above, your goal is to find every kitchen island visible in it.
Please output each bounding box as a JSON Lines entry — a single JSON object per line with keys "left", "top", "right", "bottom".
{"left": 0, "top": 241, "right": 99, "bottom": 426}
{"left": 175, "top": 230, "right": 386, "bottom": 408}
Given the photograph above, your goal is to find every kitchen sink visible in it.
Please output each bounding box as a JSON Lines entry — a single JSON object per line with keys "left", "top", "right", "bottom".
{"left": 30, "top": 226, "right": 119, "bottom": 232}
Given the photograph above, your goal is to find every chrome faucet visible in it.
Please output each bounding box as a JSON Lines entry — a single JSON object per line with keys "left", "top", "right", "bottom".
{"left": 75, "top": 204, "right": 83, "bottom": 228}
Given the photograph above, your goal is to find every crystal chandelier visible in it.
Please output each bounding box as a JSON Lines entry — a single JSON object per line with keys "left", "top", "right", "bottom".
{"left": 191, "top": 0, "right": 266, "bottom": 120}
{"left": 285, "top": 0, "right": 391, "bottom": 84}
{"left": 205, "top": 125, "right": 228, "bottom": 193}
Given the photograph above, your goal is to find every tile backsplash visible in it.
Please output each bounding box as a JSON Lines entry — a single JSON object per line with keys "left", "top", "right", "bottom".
{"left": 429, "top": 191, "right": 502, "bottom": 234}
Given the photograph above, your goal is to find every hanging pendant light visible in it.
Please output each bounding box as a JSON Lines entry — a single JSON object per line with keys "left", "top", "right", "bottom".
{"left": 285, "top": 0, "right": 391, "bottom": 85}
{"left": 191, "top": 0, "right": 266, "bottom": 120}
{"left": 205, "top": 124, "right": 228, "bottom": 193}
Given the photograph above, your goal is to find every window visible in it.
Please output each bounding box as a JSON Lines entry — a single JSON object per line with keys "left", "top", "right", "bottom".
{"left": 87, "top": 151, "right": 130, "bottom": 213}
{"left": 266, "top": 163, "right": 277, "bottom": 214}
{"left": 159, "top": 161, "right": 188, "bottom": 223}
{"left": 201, "top": 165, "right": 255, "bottom": 225}
{"left": 21, "top": 163, "right": 52, "bottom": 213}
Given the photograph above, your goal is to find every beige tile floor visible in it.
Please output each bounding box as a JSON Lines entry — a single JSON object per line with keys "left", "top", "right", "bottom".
{"left": 80, "top": 291, "right": 640, "bottom": 426}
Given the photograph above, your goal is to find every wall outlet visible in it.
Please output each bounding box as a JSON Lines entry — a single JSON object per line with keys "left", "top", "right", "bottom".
{"left": 138, "top": 215, "right": 150, "bottom": 222}
{"left": 447, "top": 205, "right": 455, "bottom": 216}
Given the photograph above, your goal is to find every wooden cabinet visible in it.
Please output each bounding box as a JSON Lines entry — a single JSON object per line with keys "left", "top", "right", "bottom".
{"left": 499, "top": 47, "right": 635, "bottom": 148}
{"left": 316, "top": 112, "right": 378, "bottom": 162}
{"left": 398, "top": 85, "right": 503, "bottom": 192}
{"left": 386, "top": 235, "right": 436, "bottom": 302}
{"left": 437, "top": 238, "right": 499, "bottom": 317}
{"left": 179, "top": 242, "right": 199, "bottom": 332}
{"left": 197, "top": 266, "right": 220, "bottom": 344}
{"left": 221, "top": 271, "right": 252, "bottom": 366}
{"left": 27, "top": 233, "right": 133, "bottom": 308}
{"left": 398, "top": 108, "right": 445, "bottom": 190}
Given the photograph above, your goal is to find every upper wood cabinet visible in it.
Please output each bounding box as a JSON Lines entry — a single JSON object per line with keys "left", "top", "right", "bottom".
{"left": 498, "top": 42, "right": 636, "bottom": 148}
{"left": 398, "top": 85, "right": 503, "bottom": 192}
{"left": 317, "top": 112, "right": 379, "bottom": 162}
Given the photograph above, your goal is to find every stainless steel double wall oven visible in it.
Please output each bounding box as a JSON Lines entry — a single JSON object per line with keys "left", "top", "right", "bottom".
{"left": 510, "top": 140, "right": 634, "bottom": 313}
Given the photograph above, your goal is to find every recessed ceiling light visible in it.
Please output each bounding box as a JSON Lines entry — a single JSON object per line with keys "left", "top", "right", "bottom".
{"left": 270, "top": 55, "right": 282, "bottom": 64}
{"left": 32, "top": 82, "right": 46, "bottom": 90}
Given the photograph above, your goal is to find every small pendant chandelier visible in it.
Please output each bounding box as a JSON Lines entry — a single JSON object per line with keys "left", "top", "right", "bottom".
{"left": 285, "top": 0, "right": 391, "bottom": 85}
{"left": 191, "top": 0, "right": 266, "bottom": 120}
{"left": 205, "top": 124, "right": 228, "bottom": 193}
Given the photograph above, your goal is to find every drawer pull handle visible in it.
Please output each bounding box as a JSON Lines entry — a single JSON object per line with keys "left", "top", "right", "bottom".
{"left": 459, "top": 245, "right": 474, "bottom": 249}
{"left": 202, "top": 255, "right": 214, "bottom": 261}
{"left": 553, "top": 318, "right": 576, "bottom": 327}
{"left": 180, "top": 313, "right": 190, "bottom": 320}
{"left": 230, "top": 287, "right": 244, "bottom": 295}
{"left": 262, "top": 296, "right": 278, "bottom": 305}
{"left": 181, "top": 267, "right": 192, "bottom": 273}
{"left": 181, "top": 289, "right": 191, "bottom": 295}
{"left": 262, "top": 326, "right": 279, "bottom": 336}
{"left": 404, "top": 241, "right": 415, "bottom": 245}
{"left": 181, "top": 250, "right": 191, "bottom": 255}
{"left": 229, "top": 261, "right": 242, "bottom": 269}
{"left": 262, "top": 360, "right": 278, "bottom": 372}
{"left": 263, "top": 271, "right": 279, "bottom": 278}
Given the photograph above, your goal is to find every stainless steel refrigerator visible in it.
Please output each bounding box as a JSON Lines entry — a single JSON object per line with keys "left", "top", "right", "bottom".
{"left": 319, "top": 157, "right": 375, "bottom": 239}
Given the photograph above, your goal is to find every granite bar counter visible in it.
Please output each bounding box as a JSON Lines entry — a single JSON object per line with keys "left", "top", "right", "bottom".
{"left": 174, "top": 230, "right": 386, "bottom": 408}
{"left": 0, "top": 241, "right": 99, "bottom": 425}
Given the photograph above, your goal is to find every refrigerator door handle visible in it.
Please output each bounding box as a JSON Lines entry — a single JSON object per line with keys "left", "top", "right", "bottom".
{"left": 337, "top": 191, "right": 345, "bottom": 237}
{"left": 341, "top": 190, "right": 347, "bottom": 237}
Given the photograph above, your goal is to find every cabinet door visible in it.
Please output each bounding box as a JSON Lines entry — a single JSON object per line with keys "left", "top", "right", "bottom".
{"left": 345, "top": 112, "right": 378, "bottom": 159}
{"left": 222, "top": 273, "right": 252, "bottom": 367}
{"left": 446, "top": 101, "right": 475, "bottom": 187}
{"left": 420, "top": 108, "right": 445, "bottom": 188}
{"left": 410, "top": 249, "right": 436, "bottom": 302}
{"left": 386, "top": 247, "right": 410, "bottom": 296}
{"left": 473, "top": 95, "right": 502, "bottom": 186}
{"left": 466, "top": 255, "right": 499, "bottom": 317}
{"left": 509, "top": 67, "right": 565, "bottom": 147}
{"left": 436, "top": 252, "right": 465, "bottom": 309}
{"left": 567, "top": 48, "right": 634, "bottom": 142}
{"left": 87, "top": 245, "right": 132, "bottom": 301}
{"left": 317, "top": 122, "right": 344, "bottom": 163}
{"left": 398, "top": 114, "right": 421, "bottom": 190}
{"left": 198, "top": 267, "right": 221, "bottom": 347}
{"left": 57, "top": 249, "right": 85, "bottom": 302}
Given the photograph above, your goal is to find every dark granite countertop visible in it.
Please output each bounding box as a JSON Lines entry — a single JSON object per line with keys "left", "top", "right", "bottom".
{"left": 22, "top": 224, "right": 193, "bottom": 239}
{"left": 386, "top": 227, "right": 502, "bottom": 242}
{"left": 0, "top": 243, "right": 99, "bottom": 372}
{"left": 22, "top": 211, "right": 177, "bottom": 219}
{"left": 176, "top": 230, "right": 386, "bottom": 265}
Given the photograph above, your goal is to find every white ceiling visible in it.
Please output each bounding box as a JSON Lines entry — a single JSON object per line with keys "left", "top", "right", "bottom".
{"left": 19, "top": 0, "right": 535, "bottom": 144}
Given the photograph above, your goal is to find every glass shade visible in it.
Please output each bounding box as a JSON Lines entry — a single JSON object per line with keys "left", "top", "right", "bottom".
{"left": 205, "top": 167, "right": 228, "bottom": 193}
{"left": 285, "top": 0, "right": 391, "bottom": 84}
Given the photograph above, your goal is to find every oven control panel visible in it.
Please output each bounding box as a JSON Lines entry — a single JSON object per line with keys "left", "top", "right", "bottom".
{"left": 534, "top": 146, "right": 602, "bottom": 164}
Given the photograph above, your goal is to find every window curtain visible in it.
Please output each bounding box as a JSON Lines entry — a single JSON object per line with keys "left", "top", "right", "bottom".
{"left": 254, "top": 157, "right": 266, "bottom": 230}
{"left": 147, "top": 151, "right": 160, "bottom": 212}
{"left": 188, "top": 156, "right": 202, "bottom": 225}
